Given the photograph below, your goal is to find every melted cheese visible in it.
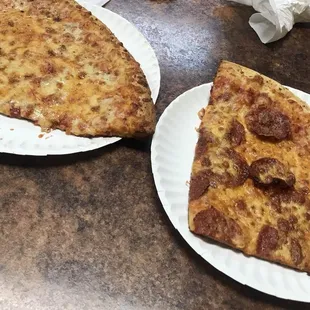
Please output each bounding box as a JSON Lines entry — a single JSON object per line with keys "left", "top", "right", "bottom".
{"left": 0, "top": 2, "right": 155, "bottom": 137}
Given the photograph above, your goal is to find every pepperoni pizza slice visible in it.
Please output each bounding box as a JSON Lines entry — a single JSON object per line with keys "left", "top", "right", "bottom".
{"left": 189, "top": 60, "right": 310, "bottom": 272}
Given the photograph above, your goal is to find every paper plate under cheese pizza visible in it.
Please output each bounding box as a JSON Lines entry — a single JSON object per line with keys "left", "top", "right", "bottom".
{"left": 0, "top": 0, "right": 160, "bottom": 155}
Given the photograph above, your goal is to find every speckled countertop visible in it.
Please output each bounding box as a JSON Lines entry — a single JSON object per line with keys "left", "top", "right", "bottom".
{"left": 1, "top": 1, "right": 310, "bottom": 309}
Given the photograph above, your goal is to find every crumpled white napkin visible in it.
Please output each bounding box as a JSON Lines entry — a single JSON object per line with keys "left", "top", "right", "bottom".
{"left": 231, "top": 0, "right": 310, "bottom": 43}
{"left": 84, "top": 0, "right": 110, "bottom": 5}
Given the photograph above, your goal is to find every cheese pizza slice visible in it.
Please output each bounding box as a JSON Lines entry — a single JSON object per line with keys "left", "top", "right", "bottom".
{"left": 0, "top": 1, "right": 155, "bottom": 138}
{"left": 189, "top": 60, "right": 310, "bottom": 272}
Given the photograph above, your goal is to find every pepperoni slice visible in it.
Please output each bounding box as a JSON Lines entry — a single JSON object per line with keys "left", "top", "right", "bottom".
{"left": 245, "top": 105, "right": 291, "bottom": 141}
{"left": 221, "top": 148, "right": 249, "bottom": 187}
{"left": 199, "top": 148, "right": 249, "bottom": 189}
{"left": 290, "top": 239, "right": 303, "bottom": 265}
{"left": 256, "top": 225, "right": 279, "bottom": 256}
{"left": 226, "top": 119, "right": 245, "bottom": 147}
{"left": 189, "top": 172, "right": 210, "bottom": 201}
{"left": 194, "top": 129, "right": 215, "bottom": 160}
{"left": 249, "top": 157, "right": 295, "bottom": 188}
{"left": 263, "top": 187, "right": 306, "bottom": 214}
{"left": 193, "top": 207, "right": 242, "bottom": 245}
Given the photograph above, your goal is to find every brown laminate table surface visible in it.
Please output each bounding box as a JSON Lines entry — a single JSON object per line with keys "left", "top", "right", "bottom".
{"left": 1, "top": 1, "right": 310, "bottom": 309}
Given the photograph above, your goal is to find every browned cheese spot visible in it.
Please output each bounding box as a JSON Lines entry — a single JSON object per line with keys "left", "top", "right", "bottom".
{"left": 198, "top": 108, "right": 205, "bottom": 120}
{"left": 42, "top": 94, "right": 60, "bottom": 106}
{"left": 10, "top": 106, "right": 21, "bottom": 118}
{"left": 238, "top": 87, "right": 255, "bottom": 106}
{"left": 78, "top": 71, "right": 87, "bottom": 79}
{"left": 255, "top": 93, "right": 272, "bottom": 106}
{"left": 40, "top": 62, "right": 56, "bottom": 75}
{"left": 235, "top": 200, "right": 246, "bottom": 210}
{"left": 249, "top": 74, "right": 264, "bottom": 86}
{"left": 8, "top": 74, "right": 20, "bottom": 84}
{"left": 91, "top": 106, "right": 100, "bottom": 112}
{"left": 234, "top": 200, "right": 250, "bottom": 216}
{"left": 24, "top": 73, "right": 35, "bottom": 79}
{"left": 210, "top": 76, "right": 240, "bottom": 103}
{"left": 201, "top": 156, "right": 211, "bottom": 167}
{"left": 48, "top": 49, "right": 56, "bottom": 57}
{"left": 56, "top": 82, "right": 63, "bottom": 89}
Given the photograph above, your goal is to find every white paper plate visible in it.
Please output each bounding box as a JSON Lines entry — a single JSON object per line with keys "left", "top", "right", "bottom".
{"left": 151, "top": 83, "right": 310, "bottom": 302}
{"left": 0, "top": 3, "right": 160, "bottom": 156}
